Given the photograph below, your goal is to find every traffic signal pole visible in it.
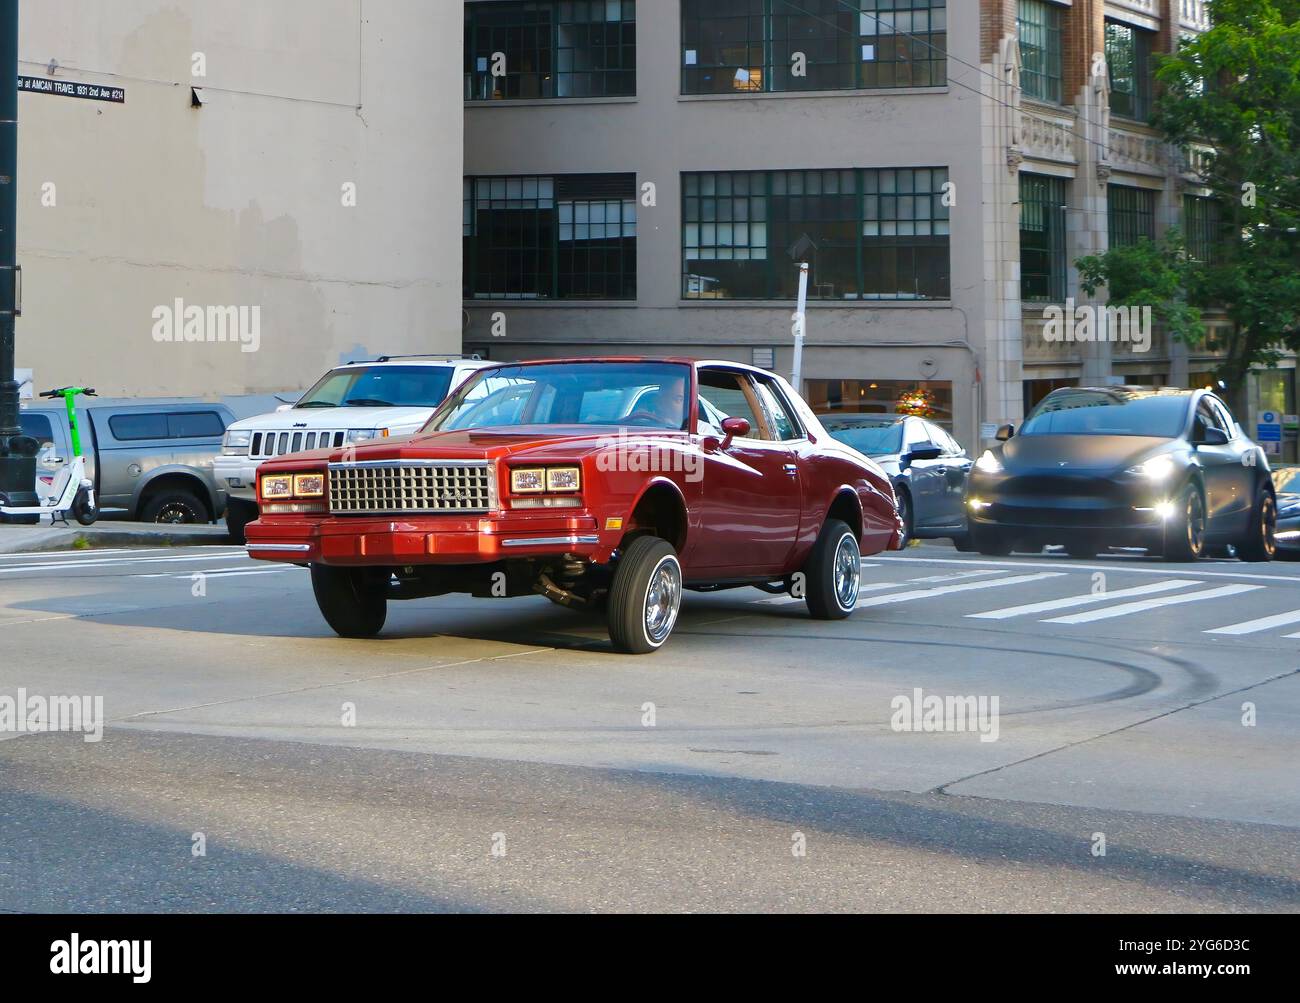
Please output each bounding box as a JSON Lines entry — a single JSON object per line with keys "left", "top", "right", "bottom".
{"left": 0, "top": 0, "right": 36, "bottom": 507}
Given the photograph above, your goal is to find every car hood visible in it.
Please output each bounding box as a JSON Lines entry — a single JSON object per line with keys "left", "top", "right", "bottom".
{"left": 228, "top": 405, "right": 435, "bottom": 432}
{"left": 997, "top": 434, "right": 1172, "bottom": 474}
{"left": 324, "top": 425, "right": 689, "bottom": 463}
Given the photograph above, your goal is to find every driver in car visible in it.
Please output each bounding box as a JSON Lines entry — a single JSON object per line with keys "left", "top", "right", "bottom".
{"left": 631, "top": 377, "right": 689, "bottom": 431}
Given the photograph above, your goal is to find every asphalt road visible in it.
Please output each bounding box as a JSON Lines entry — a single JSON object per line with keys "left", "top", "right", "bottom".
{"left": 1, "top": 541, "right": 1297, "bottom": 912}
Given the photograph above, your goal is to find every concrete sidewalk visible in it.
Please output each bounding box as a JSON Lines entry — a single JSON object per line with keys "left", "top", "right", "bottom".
{"left": 0, "top": 520, "right": 233, "bottom": 554}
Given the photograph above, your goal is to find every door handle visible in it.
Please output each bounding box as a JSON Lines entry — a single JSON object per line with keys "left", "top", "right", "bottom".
{"left": 782, "top": 464, "right": 798, "bottom": 476}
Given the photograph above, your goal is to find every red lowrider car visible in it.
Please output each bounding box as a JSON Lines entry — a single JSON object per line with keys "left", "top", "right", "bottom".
{"left": 247, "top": 358, "right": 902, "bottom": 653}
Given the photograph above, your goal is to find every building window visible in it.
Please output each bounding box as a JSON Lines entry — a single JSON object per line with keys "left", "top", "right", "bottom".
{"left": 1017, "top": 0, "right": 1062, "bottom": 103}
{"left": 465, "top": 1, "right": 636, "bottom": 101}
{"left": 1020, "top": 173, "right": 1067, "bottom": 302}
{"left": 680, "top": 0, "right": 947, "bottom": 95}
{"left": 1184, "top": 194, "right": 1220, "bottom": 263}
{"left": 1108, "top": 185, "right": 1156, "bottom": 248}
{"left": 805, "top": 378, "right": 954, "bottom": 430}
{"left": 683, "top": 168, "right": 950, "bottom": 301}
{"left": 1105, "top": 19, "right": 1154, "bottom": 121}
{"left": 464, "top": 174, "right": 637, "bottom": 300}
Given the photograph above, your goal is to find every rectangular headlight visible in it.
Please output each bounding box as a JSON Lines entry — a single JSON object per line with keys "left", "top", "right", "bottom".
{"left": 546, "top": 466, "right": 582, "bottom": 493}
{"left": 511, "top": 467, "right": 546, "bottom": 494}
{"left": 293, "top": 473, "right": 326, "bottom": 498}
{"left": 260, "top": 474, "right": 292, "bottom": 500}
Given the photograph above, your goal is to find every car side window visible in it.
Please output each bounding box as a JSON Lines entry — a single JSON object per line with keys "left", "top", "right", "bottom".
{"left": 1195, "top": 399, "right": 1226, "bottom": 439}
{"left": 19, "top": 413, "right": 54, "bottom": 447}
{"left": 698, "top": 370, "right": 762, "bottom": 439}
{"left": 167, "top": 412, "right": 226, "bottom": 439}
{"left": 109, "top": 413, "right": 169, "bottom": 441}
{"left": 751, "top": 376, "right": 801, "bottom": 441}
{"left": 1209, "top": 399, "right": 1237, "bottom": 438}
{"left": 904, "top": 420, "right": 932, "bottom": 449}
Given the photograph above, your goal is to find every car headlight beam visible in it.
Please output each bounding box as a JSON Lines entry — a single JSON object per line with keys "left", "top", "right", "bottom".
{"left": 1129, "top": 455, "right": 1176, "bottom": 482}
{"left": 974, "top": 450, "right": 1003, "bottom": 474}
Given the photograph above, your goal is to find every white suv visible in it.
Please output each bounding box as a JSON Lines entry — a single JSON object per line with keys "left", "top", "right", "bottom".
{"left": 216, "top": 356, "right": 491, "bottom": 542}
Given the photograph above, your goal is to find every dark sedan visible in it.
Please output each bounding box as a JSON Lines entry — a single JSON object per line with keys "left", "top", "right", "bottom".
{"left": 966, "top": 387, "right": 1276, "bottom": 562}
{"left": 1274, "top": 464, "right": 1300, "bottom": 559}
{"left": 820, "top": 413, "right": 972, "bottom": 548}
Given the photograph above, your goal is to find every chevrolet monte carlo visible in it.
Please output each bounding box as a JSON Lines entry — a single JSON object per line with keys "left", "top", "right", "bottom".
{"left": 246, "top": 358, "right": 903, "bottom": 653}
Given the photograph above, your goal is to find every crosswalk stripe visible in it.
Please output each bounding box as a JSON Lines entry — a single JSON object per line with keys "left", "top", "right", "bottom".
{"left": 1044, "top": 584, "right": 1264, "bottom": 625}
{"left": 907, "top": 570, "right": 1006, "bottom": 584}
{"left": 1205, "top": 609, "right": 1300, "bottom": 635}
{"left": 854, "top": 572, "right": 1066, "bottom": 608}
{"left": 968, "top": 579, "right": 1202, "bottom": 620}
{"left": 754, "top": 581, "right": 900, "bottom": 605}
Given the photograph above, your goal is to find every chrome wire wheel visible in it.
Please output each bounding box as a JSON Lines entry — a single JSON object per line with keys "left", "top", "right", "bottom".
{"left": 833, "top": 532, "right": 861, "bottom": 611}
{"left": 642, "top": 556, "right": 682, "bottom": 646}
{"left": 1261, "top": 494, "right": 1278, "bottom": 558}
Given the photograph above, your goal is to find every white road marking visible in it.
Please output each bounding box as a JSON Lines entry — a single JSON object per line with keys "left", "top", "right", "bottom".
{"left": 907, "top": 570, "right": 1006, "bottom": 584}
{"left": 184, "top": 567, "right": 300, "bottom": 580}
{"left": 968, "top": 579, "right": 1202, "bottom": 620}
{"left": 1044, "top": 584, "right": 1264, "bottom": 625}
{"left": 854, "top": 572, "right": 1066, "bottom": 608}
{"left": 0, "top": 553, "right": 254, "bottom": 575}
{"left": 0, "top": 546, "right": 243, "bottom": 561}
{"left": 873, "top": 553, "right": 1300, "bottom": 585}
{"left": 1205, "top": 609, "right": 1300, "bottom": 636}
{"left": 754, "top": 581, "right": 902, "bottom": 606}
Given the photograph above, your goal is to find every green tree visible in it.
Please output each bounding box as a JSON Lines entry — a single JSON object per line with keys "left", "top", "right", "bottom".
{"left": 1078, "top": 0, "right": 1300, "bottom": 415}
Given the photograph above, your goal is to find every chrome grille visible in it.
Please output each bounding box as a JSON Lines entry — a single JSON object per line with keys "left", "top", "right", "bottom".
{"left": 329, "top": 460, "right": 495, "bottom": 515}
{"left": 251, "top": 430, "right": 347, "bottom": 459}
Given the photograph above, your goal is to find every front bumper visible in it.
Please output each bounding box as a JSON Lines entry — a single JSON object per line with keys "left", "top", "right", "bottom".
{"left": 213, "top": 454, "right": 259, "bottom": 503}
{"left": 246, "top": 511, "right": 610, "bottom": 566}
{"left": 966, "top": 473, "right": 1173, "bottom": 543}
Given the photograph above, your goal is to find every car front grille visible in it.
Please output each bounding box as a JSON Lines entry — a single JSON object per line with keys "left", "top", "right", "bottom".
{"left": 251, "top": 430, "right": 348, "bottom": 459}
{"left": 329, "top": 460, "right": 495, "bottom": 515}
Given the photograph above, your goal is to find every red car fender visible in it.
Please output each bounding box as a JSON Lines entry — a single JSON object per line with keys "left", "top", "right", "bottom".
{"left": 601, "top": 474, "right": 691, "bottom": 562}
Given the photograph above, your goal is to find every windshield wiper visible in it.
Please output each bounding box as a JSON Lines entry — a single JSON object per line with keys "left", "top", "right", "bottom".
{"left": 343, "top": 398, "right": 394, "bottom": 408}
{"left": 296, "top": 401, "right": 337, "bottom": 409}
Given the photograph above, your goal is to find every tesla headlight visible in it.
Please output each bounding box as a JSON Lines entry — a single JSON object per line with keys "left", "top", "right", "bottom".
{"left": 510, "top": 467, "right": 546, "bottom": 494}
{"left": 974, "top": 450, "right": 1004, "bottom": 474}
{"left": 1128, "top": 455, "right": 1176, "bottom": 482}
{"left": 293, "top": 473, "right": 326, "bottom": 498}
{"left": 546, "top": 467, "right": 582, "bottom": 493}
{"left": 260, "top": 474, "right": 293, "bottom": 500}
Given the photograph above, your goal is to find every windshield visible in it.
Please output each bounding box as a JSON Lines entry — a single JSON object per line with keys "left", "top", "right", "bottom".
{"left": 1274, "top": 466, "right": 1300, "bottom": 494}
{"left": 297, "top": 366, "right": 455, "bottom": 409}
{"left": 822, "top": 419, "right": 904, "bottom": 456}
{"left": 428, "top": 362, "right": 692, "bottom": 433}
{"left": 1020, "top": 390, "right": 1189, "bottom": 438}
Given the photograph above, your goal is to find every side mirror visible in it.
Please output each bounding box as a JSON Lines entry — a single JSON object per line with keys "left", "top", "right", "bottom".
{"left": 720, "top": 416, "right": 750, "bottom": 449}
{"left": 995, "top": 424, "right": 1015, "bottom": 442}
{"left": 1199, "top": 427, "right": 1230, "bottom": 447}
{"left": 908, "top": 443, "right": 943, "bottom": 462}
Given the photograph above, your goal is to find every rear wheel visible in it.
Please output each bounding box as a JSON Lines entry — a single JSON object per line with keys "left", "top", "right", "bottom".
{"left": 1236, "top": 487, "right": 1277, "bottom": 563}
{"left": 310, "top": 564, "right": 388, "bottom": 638}
{"left": 607, "top": 536, "right": 683, "bottom": 654}
{"left": 1163, "top": 484, "right": 1206, "bottom": 562}
{"left": 141, "top": 489, "right": 208, "bottom": 525}
{"left": 804, "top": 519, "right": 860, "bottom": 620}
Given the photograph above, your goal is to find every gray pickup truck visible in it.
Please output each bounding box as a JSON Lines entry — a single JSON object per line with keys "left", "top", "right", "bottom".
{"left": 6, "top": 399, "right": 235, "bottom": 525}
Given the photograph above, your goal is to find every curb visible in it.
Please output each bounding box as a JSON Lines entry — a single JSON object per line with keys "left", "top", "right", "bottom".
{"left": 0, "top": 527, "right": 234, "bottom": 555}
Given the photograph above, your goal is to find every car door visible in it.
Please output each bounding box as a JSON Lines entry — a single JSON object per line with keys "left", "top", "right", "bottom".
{"left": 1208, "top": 396, "right": 1257, "bottom": 529}
{"left": 687, "top": 368, "right": 801, "bottom": 576}
{"left": 1192, "top": 397, "right": 1243, "bottom": 528}
{"left": 19, "top": 410, "right": 71, "bottom": 495}
{"left": 928, "top": 422, "right": 972, "bottom": 528}
{"left": 901, "top": 418, "right": 945, "bottom": 529}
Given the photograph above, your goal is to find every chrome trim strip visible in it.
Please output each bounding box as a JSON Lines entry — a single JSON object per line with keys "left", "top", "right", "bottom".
{"left": 245, "top": 544, "right": 312, "bottom": 553}
{"left": 500, "top": 535, "right": 600, "bottom": 548}
{"left": 329, "top": 460, "right": 490, "bottom": 470}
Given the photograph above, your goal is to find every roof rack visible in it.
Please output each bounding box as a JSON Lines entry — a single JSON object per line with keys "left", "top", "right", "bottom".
{"left": 371, "top": 354, "right": 483, "bottom": 364}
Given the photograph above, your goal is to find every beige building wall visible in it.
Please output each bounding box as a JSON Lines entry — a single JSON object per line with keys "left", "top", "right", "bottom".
{"left": 15, "top": 0, "right": 463, "bottom": 399}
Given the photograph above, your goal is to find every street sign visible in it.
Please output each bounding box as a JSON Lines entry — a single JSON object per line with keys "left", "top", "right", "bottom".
{"left": 18, "top": 75, "right": 125, "bottom": 104}
{"left": 1257, "top": 411, "right": 1282, "bottom": 442}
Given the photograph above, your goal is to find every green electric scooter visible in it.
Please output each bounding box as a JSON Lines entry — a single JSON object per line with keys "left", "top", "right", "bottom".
{"left": 0, "top": 387, "right": 98, "bottom": 526}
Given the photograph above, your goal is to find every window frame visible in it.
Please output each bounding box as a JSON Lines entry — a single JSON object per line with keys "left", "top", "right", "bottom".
{"left": 1017, "top": 0, "right": 1063, "bottom": 104}
{"left": 1105, "top": 18, "right": 1154, "bottom": 122}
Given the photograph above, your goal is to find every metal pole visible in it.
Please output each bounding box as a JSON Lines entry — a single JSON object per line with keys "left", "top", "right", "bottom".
{"left": 791, "top": 262, "right": 808, "bottom": 395}
{"left": 0, "top": 0, "right": 34, "bottom": 505}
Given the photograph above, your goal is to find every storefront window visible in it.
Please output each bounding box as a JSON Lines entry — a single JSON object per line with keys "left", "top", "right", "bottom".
{"left": 805, "top": 378, "right": 953, "bottom": 429}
